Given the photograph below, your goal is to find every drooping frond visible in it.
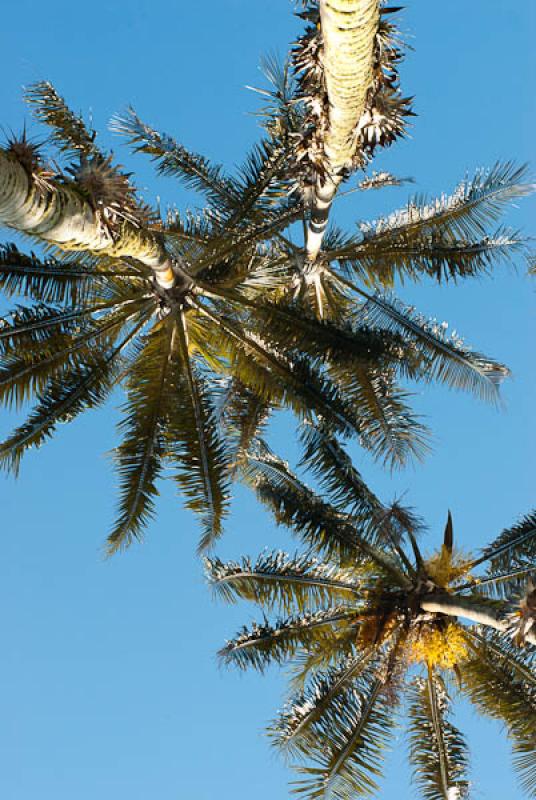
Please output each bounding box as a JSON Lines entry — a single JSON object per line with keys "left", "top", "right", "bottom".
{"left": 0, "top": 314, "right": 146, "bottom": 475}
{"left": 298, "top": 422, "right": 423, "bottom": 574}
{"left": 25, "top": 81, "right": 99, "bottom": 158}
{"left": 0, "top": 244, "right": 105, "bottom": 304}
{"left": 298, "top": 421, "right": 384, "bottom": 516}
{"left": 107, "top": 321, "right": 175, "bottom": 552}
{"left": 330, "top": 363, "right": 431, "bottom": 468}
{"left": 244, "top": 443, "right": 410, "bottom": 585}
{"left": 219, "top": 378, "right": 271, "bottom": 467}
{"left": 460, "top": 631, "right": 536, "bottom": 797}
{"left": 167, "top": 309, "right": 231, "bottom": 550}
{"left": 219, "top": 607, "right": 357, "bottom": 673}
{"left": 290, "top": 663, "right": 398, "bottom": 800}
{"left": 471, "top": 510, "right": 536, "bottom": 573}
{"left": 206, "top": 551, "right": 361, "bottom": 613}
{"left": 0, "top": 300, "right": 146, "bottom": 408}
{"left": 407, "top": 670, "right": 470, "bottom": 800}
{"left": 349, "top": 289, "right": 509, "bottom": 403}
{"left": 271, "top": 648, "right": 377, "bottom": 757}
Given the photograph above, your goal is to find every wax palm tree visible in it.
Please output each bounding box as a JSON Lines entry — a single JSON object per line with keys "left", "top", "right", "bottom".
{"left": 208, "top": 430, "right": 536, "bottom": 799}
{"left": 290, "top": 1, "right": 413, "bottom": 259}
{"left": 0, "top": 73, "right": 529, "bottom": 550}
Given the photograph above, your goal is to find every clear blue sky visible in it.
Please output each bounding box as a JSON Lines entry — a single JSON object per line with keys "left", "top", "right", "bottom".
{"left": 0, "top": 2, "right": 534, "bottom": 799}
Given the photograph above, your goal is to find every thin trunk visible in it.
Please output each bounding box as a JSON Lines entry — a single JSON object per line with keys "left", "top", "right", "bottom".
{"left": 0, "top": 149, "right": 175, "bottom": 288}
{"left": 420, "top": 594, "right": 536, "bottom": 647}
{"left": 306, "top": 0, "right": 379, "bottom": 259}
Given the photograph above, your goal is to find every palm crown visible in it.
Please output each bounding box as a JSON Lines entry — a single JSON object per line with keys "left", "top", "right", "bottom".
{"left": 208, "top": 430, "right": 536, "bottom": 800}
{"left": 0, "top": 6, "right": 531, "bottom": 552}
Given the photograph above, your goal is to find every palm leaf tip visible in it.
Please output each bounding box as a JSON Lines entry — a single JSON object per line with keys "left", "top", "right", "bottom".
{"left": 408, "top": 671, "right": 470, "bottom": 800}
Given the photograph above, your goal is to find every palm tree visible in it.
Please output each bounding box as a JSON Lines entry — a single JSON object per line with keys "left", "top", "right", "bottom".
{"left": 292, "top": 2, "right": 413, "bottom": 259}
{"left": 208, "top": 430, "right": 536, "bottom": 799}
{"left": 0, "top": 56, "right": 530, "bottom": 550}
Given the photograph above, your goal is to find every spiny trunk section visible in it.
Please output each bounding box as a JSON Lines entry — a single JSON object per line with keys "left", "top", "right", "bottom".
{"left": 0, "top": 149, "right": 175, "bottom": 288}
{"left": 307, "top": 0, "right": 379, "bottom": 259}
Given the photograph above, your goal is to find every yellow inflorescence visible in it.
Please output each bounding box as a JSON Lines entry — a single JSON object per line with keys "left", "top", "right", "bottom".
{"left": 424, "top": 546, "right": 472, "bottom": 589}
{"left": 409, "top": 622, "right": 468, "bottom": 669}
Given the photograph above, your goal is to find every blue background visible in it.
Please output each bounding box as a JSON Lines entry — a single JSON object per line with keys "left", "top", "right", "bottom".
{"left": 0, "top": 2, "right": 534, "bottom": 798}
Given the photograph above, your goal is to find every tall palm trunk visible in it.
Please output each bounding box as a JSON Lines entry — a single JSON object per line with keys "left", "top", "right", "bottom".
{"left": 420, "top": 595, "right": 536, "bottom": 647}
{"left": 0, "top": 149, "right": 175, "bottom": 288}
{"left": 306, "top": 0, "right": 380, "bottom": 259}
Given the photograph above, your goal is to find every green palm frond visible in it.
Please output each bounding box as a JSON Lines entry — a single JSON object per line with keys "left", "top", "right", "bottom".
{"left": 407, "top": 669, "right": 470, "bottom": 800}
{"left": 330, "top": 225, "right": 527, "bottom": 286}
{"left": 206, "top": 551, "right": 361, "bottom": 613}
{"left": 107, "top": 320, "right": 175, "bottom": 552}
{"left": 167, "top": 309, "right": 231, "bottom": 551}
{"left": 298, "top": 422, "right": 384, "bottom": 516}
{"left": 471, "top": 510, "right": 536, "bottom": 572}
{"left": 457, "top": 565, "right": 536, "bottom": 600}
{"left": 189, "top": 298, "right": 361, "bottom": 437}
{"left": 219, "top": 378, "right": 271, "bottom": 466}
{"left": 460, "top": 631, "right": 536, "bottom": 797}
{"left": 24, "top": 81, "right": 99, "bottom": 158}
{"left": 0, "top": 244, "right": 110, "bottom": 304}
{"left": 0, "top": 296, "right": 137, "bottom": 353}
{"left": 241, "top": 443, "right": 410, "bottom": 584}
{"left": 298, "top": 422, "right": 425, "bottom": 549}
{"left": 291, "top": 664, "right": 398, "bottom": 800}
{"left": 331, "top": 365, "right": 431, "bottom": 468}
{"left": 271, "top": 648, "right": 377, "bottom": 757}
{"left": 329, "top": 162, "right": 533, "bottom": 285}
{"left": 219, "top": 607, "right": 357, "bottom": 672}
{"left": 348, "top": 288, "right": 508, "bottom": 403}
{"left": 111, "top": 108, "right": 237, "bottom": 208}
{"left": 0, "top": 301, "right": 147, "bottom": 408}
{"left": 0, "top": 313, "right": 147, "bottom": 475}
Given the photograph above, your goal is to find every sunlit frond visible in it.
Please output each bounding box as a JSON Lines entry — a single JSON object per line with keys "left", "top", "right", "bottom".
{"left": 206, "top": 551, "right": 361, "bottom": 613}
{"left": 408, "top": 669, "right": 470, "bottom": 800}
{"left": 25, "top": 81, "right": 99, "bottom": 157}
{"left": 472, "top": 510, "right": 536, "bottom": 573}
{"left": 219, "top": 607, "right": 357, "bottom": 672}
{"left": 461, "top": 631, "right": 536, "bottom": 797}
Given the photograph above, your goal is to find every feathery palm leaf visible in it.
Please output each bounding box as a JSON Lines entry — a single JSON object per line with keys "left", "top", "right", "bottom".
{"left": 408, "top": 670, "right": 470, "bottom": 800}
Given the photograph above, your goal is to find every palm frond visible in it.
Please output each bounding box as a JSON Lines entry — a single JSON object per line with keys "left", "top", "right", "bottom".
{"left": 166, "top": 309, "right": 230, "bottom": 550}
{"left": 219, "top": 607, "right": 357, "bottom": 672}
{"left": 298, "top": 422, "right": 384, "bottom": 516}
{"left": 471, "top": 510, "right": 536, "bottom": 572}
{"left": 190, "top": 298, "right": 361, "bottom": 437}
{"left": 219, "top": 378, "right": 271, "bottom": 467}
{"left": 206, "top": 551, "right": 361, "bottom": 613}
{"left": 349, "top": 289, "right": 508, "bottom": 403}
{"left": 107, "top": 321, "right": 174, "bottom": 553}
{"left": 460, "top": 632, "right": 536, "bottom": 797}
{"left": 333, "top": 162, "right": 534, "bottom": 284}
{"left": 241, "top": 443, "right": 409, "bottom": 583}
{"left": 457, "top": 565, "right": 536, "bottom": 600}
{"left": 330, "top": 225, "right": 527, "bottom": 286}
{"left": 271, "top": 649, "right": 377, "bottom": 757}
{"left": 111, "top": 108, "right": 237, "bottom": 208}
{"left": 330, "top": 364, "right": 431, "bottom": 468}
{"left": 407, "top": 669, "right": 470, "bottom": 800}
{"left": 0, "top": 313, "right": 147, "bottom": 475}
{"left": 291, "top": 666, "right": 397, "bottom": 800}
{"left": 0, "top": 302, "right": 145, "bottom": 408}
{"left": 0, "top": 244, "right": 105, "bottom": 304}
{"left": 24, "top": 81, "right": 99, "bottom": 157}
